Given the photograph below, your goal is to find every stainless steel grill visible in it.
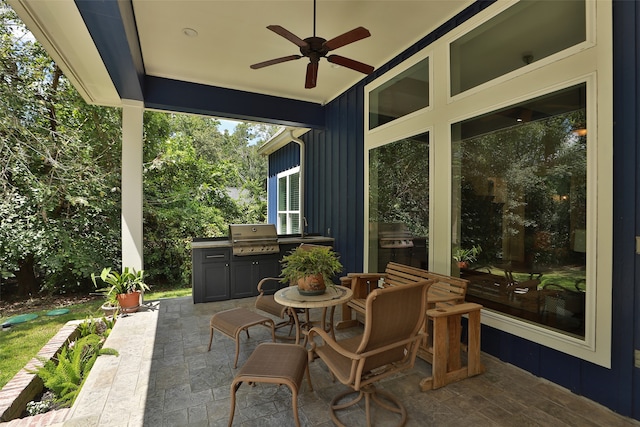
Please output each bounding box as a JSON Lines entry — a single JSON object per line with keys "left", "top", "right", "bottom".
{"left": 379, "top": 223, "right": 414, "bottom": 249}
{"left": 228, "top": 224, "right": 280, "bottom": 256}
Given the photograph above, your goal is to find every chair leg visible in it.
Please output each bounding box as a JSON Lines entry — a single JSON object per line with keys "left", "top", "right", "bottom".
{"left": 330, "top": 384, "right": 407, "bottom": 427}
{"left": 233, "top": 331, "right": 241, "bottom": 368}
{"left": 228, "top": 380, "right": 242, "bottom": 427}
{"left": 291, "top": 388, "right": 301, "bottom": 427}
{"left": 208, "top": 326, "right": 214, "bottom": 351}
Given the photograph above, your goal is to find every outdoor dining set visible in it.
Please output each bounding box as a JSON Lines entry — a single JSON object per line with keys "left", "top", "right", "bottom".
{"left": 206, "top": 250, "right": 484, "bottom": 427}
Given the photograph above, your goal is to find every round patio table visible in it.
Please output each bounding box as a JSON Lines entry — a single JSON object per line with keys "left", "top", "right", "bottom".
{"left": 274, "top": 285, "right": 353, "bottom": 345}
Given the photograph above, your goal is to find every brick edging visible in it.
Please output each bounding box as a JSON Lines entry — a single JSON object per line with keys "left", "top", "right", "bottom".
{"left": 0, "top": 321, "right": 82, "bottom": 422}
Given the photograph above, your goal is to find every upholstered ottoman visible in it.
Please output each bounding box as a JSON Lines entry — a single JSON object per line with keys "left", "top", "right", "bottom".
{"left": 229, "top": 343, "right": 312, "bottom": 427}
{"left": 208, "top": 307, "right": 275, "bottom": 368}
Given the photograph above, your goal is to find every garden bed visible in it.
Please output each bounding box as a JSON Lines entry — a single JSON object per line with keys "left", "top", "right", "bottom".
{"left": 0, "top": 320, "right": 82, "bottom": 422}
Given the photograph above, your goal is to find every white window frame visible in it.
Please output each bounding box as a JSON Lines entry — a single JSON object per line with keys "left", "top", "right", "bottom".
{"left": 276, "top": 167, "right": 301, "bottom": 235}
{"left": 364, "top": 0, "right": 611, "bottom": 367}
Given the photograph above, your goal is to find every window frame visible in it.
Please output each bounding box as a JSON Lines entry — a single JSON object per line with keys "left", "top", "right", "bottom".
{"left": 363, "top": 0, "right": 611, "bottom": 367}
{"left": 276, "top": 166, "right": 301, "bottom": 235}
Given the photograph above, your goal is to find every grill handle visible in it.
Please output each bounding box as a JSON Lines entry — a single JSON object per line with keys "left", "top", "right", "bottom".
{"left": 232, "top": 238, "right": 278, "bottom": 244}
{"left": 206, "top": 254, "right": 226, "bottom": 259}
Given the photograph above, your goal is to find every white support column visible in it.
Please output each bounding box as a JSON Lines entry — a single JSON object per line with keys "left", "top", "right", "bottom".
{"left": 121, "top": 100, "right": 144, "bottom": 271}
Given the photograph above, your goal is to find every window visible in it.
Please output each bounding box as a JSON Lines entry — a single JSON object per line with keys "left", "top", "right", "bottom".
{"left": 451, "top": 84, "right": 587, "bottom": 338}
{"left": 368, "top": 56, "right": 430, "bottom": 130}
{"left": 450, "top": 0, "right": 586, "bottom": 96}
{"left": 277, "top": 167, "right": 300, "bottom": 234}
{"left": 365, "top": 0, "right": 611, "bottom": 366}
{"left": 368, "top": 133, "right": 430, "bottom": 271}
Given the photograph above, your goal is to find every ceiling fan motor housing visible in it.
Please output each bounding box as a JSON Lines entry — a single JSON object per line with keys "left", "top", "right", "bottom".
{"left": 301, "top": 37, "right": 329, "bottom": 62}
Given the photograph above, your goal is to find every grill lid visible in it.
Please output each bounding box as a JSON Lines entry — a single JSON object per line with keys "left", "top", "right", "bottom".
{"left": 228, "top": 224, "right": 279, "bottom": 256}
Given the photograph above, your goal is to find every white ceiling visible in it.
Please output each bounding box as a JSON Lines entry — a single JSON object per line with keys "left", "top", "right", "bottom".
{"left": 9, "top": 0, "right": 474, "bottom": 108}
{"left": 132, "top": 0, "right": 472, "bottom": 105}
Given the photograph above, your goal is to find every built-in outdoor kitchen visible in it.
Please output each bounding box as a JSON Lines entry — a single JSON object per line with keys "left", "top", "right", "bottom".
{"left": 191, "top": 224, "right": 333, "bottom": 303}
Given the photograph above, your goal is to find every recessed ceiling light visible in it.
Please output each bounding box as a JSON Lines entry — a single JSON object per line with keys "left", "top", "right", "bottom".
{"left": 182, "top": 28, "right": 198, "bottom": 37}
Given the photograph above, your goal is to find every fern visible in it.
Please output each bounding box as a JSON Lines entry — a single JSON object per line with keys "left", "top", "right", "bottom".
{"left": 34, "top": 333, "right": 118, "bottom": 405}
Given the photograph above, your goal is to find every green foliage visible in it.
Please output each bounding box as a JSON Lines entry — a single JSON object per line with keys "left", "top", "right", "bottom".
{"left": 32, "top": 315, "right": 118, "bottom": 407}
{"left": 0, "top": 6, "right": 279, "bottom": 294}
{"left": 369, "top": 136, "right": 429, "bottom": 238}
{"left": 91, "top": 267, "right": 149, "bottom": 304}
{"left": 76, "top": 315, "right": 116, "bottom": 338}
{"left": 280, "top": 245, "right": 343, "bottom": 285}
{"left": 142, "top": 113, "right": 277, "bottom": 286}
{"left": 452, "top": 245, "right": 482, "bottom": 263}
{"left": 0, "top": 5, "right": 121, "bottom": 295}
{"left": 35, "top": 334, "right": 117, "bottom": 405}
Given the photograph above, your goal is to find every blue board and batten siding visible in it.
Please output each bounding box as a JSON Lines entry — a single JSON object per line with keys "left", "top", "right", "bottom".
{"left": 613, "top": 0, "right": 639, "bottom": 419}
{"left": 267, "top": 0, "right": 639, "bottom": 420}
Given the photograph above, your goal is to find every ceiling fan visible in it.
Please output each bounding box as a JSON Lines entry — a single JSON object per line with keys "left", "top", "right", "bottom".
{"left": 250, "top": 0, "right": 375, "bottom": 89}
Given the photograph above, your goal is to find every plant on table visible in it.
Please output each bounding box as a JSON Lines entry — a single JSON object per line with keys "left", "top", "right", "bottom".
{"left": 91, "top": 267, "right": 149, "bottom": 313}
{"left": 280, "top": 244, "right": 343, "bottom": 295}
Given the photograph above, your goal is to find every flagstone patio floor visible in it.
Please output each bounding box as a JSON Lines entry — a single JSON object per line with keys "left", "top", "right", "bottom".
{"left": 36, "top": 295, "right": 640, "bottom": 426}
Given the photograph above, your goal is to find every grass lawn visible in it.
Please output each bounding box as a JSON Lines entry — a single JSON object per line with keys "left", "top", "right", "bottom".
{"left": 0, "top": 287, "right": 192, "bottom": 389}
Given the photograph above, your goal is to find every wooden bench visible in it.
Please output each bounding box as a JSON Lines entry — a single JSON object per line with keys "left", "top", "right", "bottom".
{"left": 338, "top": 262, "right": 469, "bottom": 325}
{"left": 337, "top": 262, "right": 484, "bottom": 389}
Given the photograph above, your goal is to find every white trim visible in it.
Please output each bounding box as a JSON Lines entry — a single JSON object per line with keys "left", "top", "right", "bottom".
{"left": 8, "top": 0, "right": 121, "bottom": 106}
{"left": 276, "top": 167, "right": 301, "bottom": 235}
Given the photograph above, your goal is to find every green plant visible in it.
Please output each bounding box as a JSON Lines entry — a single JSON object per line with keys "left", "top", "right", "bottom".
{"left": 34, "top": 334, "right": 118, "bottom": 406}
{"left": 76, "top": 315, "right": 116, "bottom": 339}
{"left": 91, "top": 267, "right": 149, "bottom": 304}
{"left": 452, "top": 245, "right": 482, "bottom": 264}
{"left": 280, "top": 245, "right": 343, "bottom": 285}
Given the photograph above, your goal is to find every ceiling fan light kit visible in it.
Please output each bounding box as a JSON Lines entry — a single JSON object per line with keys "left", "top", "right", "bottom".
{"left": 250, "top": 0, "right": 374, "bottom": 89}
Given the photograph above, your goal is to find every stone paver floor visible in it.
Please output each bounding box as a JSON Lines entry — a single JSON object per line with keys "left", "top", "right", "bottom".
{"left": 54, "top": 296, "right": 640, "bottom": 426}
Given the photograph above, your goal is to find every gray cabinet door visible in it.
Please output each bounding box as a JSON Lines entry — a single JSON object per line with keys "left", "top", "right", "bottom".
{"left": 193, "top": 248, "right": 230, "bottom": 303}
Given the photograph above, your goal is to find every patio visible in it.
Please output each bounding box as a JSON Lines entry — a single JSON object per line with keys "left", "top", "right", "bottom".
{"left": 57, "top": 296, "right": 637, "bottom": 427}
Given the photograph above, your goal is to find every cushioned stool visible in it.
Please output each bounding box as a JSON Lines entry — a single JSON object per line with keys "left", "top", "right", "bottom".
{"left": 229, "top": 343, "right": 312, "bottom": 427}
{"left": 208, "top": 307, "right": 275, "bottom": 368}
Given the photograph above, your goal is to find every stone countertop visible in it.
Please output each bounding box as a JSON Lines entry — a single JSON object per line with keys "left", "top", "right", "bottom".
{"left": 191, "top": 235, "right": 334, "bottom": 249}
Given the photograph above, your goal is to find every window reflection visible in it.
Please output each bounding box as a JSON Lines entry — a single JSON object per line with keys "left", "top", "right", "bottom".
{"left": 369, "top": 58, "right": 429, "bottom": 129}
{"left": 369, "top": 133, "right": 429, "bottom": 271}
{"left": 452, "top": 84, "right": 586, "bottom": 338}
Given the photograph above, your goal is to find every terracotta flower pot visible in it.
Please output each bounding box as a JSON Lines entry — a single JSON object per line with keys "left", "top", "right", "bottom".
{"left": 297, "top": 274, "right": 326, "bottom": 296}
{"left": 116, "top": 291, "right": 141, "bottom": 313}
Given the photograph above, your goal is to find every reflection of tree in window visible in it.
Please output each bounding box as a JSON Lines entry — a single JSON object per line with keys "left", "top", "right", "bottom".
{"left": 461, "top": 112, "right": 586, "bottom": 269}
{"left": 453, "top": 84, "right": 587, "bottom": 337}
{"left": 370, "top": 135, "right": 429, "bottom": 238}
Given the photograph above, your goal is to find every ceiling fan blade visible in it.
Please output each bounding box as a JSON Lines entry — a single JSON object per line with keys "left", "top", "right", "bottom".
{"left": 250, "top": 55, "right": 302, "bottom": 69}
{"left": 327, "top": 55, "right": 374, "bottom": 74}
{"left": 305, "top": 62, "right": 319, "bottom": 89}
{"left": 324, "top": 27, "right": 371, "bottom": 51}
{"left": 267, "top": 25, "right": 308, "bottom": 48}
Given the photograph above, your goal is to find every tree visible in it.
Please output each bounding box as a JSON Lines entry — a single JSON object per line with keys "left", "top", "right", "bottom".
{"left": 0, "top": 5, "right": 122, "bottom": 295}
{"left": 0, "top": 2, "right": 279, "bottom": 294}
{"left": 142, "top": 113, "right": 278, "bottom": 286}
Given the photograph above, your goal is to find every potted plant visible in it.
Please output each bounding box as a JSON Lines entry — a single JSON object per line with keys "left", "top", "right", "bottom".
{"left": 280, "top": 245, "right": 343, "bottom": 296}
{"left": 92, "top": 267, "right": 149, "bottom": 313}
{"left": 453, "top": 245, "right": 482, "bottom": 269}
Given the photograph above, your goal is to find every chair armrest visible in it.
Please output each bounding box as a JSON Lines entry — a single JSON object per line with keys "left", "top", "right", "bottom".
{"left": 307, "top": 327, "right": 362, "bottom": 360}
{"left": 257, "top": 277, "right": 283, "bottom": 295}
